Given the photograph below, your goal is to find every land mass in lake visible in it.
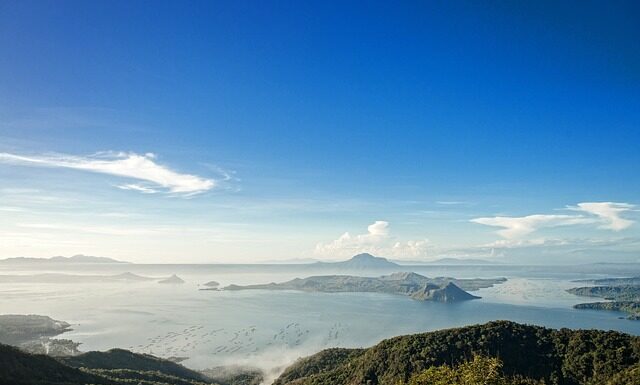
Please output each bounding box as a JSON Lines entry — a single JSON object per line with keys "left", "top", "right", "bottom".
{"left": 0, "top": 315, "right": 80, "bottom": 356}
{"left": 223, "top": 272, "right": 506, "bottom": 303}
{"left": 568, "top": 284, "right": 640, "bottom": 320}
{"left": 574, "top": 275, "right": 640, "bottom": 286}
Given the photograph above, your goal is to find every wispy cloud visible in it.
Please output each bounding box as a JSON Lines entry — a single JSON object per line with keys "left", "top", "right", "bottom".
{"left": 16, "top": 222, "right": 159, "bottom": 236}
{"left": 568, "top": 202, "right": 636, "bottom": 231}
{"left": 0, "top": 206, "right": 27, "bottom": 212}
{"left": 436, "top": 201, "right": 470, "bottom": 206}
{"left": 470, "top": 214, "right": 592, "bottom": 239}
{"left": 471, "top": 201, "right": 636, "bottom": 239}
{"left": 314, "top": 221, "right": 429, "bottom": 259}
{"left": 117, "top": 183, "right": 159, "bottom": 194}
{"left": 0, "top": 152, "right": 215, "bottom": 195}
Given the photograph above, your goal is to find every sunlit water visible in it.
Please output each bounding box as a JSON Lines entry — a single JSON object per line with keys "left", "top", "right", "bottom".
{"left": 1, "top": 263, "right": 640, "bottom": 376}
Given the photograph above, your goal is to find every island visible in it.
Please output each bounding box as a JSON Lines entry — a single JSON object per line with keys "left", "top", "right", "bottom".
{"left": 199, "top": 280, "right": 221, "bottom": 291}
{"left": 222, "top": 272, "right": 506, "bottom": 303}
{"left": 158, "top": 274, "right": 186, "bottom": 284}
{"left": 567, "top": 284, "right": 640, "bottom": 320}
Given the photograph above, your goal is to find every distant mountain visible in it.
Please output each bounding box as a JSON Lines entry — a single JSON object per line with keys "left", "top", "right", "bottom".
{"left": 0, "top": 254, "right": 129, "bottom": 264}
{"left": 223, "top": 272, "right": 504, "bottom": 303}
{"left": 313, "top": 253, "right": 400, "bottom": 269}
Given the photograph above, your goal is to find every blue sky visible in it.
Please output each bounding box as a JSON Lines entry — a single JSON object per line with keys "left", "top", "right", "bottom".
{"left": 0, "top": 1, "right": 638, "bottom": 263}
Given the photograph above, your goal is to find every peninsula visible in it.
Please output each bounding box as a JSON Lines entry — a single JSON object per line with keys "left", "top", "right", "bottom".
{"left": 568, "top": 284, "right": 640, "bottom": 320}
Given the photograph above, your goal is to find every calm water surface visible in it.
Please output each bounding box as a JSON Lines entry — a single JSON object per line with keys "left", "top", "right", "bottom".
{"left": 1, "top": 263, "right": 639, "bottom": 373}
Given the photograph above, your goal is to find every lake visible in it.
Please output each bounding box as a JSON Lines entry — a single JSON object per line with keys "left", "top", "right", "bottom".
{"left": 1, "top": 262, "right": 640, "bottom": 378}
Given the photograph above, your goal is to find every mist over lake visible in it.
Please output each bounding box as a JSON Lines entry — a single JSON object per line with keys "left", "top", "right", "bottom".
{"left": 3, "top": 261, "right": 639, "bottom": 375}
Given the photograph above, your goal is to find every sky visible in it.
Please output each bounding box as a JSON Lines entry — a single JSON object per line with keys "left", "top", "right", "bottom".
{"left": 0, "top": 1, "right": 639, "bottom": 263}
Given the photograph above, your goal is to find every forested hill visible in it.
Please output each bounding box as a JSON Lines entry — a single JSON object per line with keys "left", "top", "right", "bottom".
{"left": 0, "top": 343, "right": 221, "bottom": 385}
{"left": 274, "top": 321, "right": 640, "bottom": 385}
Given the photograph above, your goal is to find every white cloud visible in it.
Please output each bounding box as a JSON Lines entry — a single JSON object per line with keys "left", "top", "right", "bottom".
{"left": 568, "top": 202, "right": 635, "bottom": 231}
{"left": 0, "top": 152, "right": 215, "bottom": 195}
{"left": 0, "top": 206, "right": 26, "bottom": 212}
{"left": 471, "top": 201, "right": 636, "bottom": 239}
{"left": 117, "top": 183, "right": 159, "bottom": 194}
{"left": 470, "top": 214, "right": 593, "bottom": 239}
{"left": 391, "top": 239, "right": 430, "bottom": 257}
{"left": 451, "top": 236, "right": 640, "bottom": 264}
{"left": 436, "top": 201, "right": 469, "bottom": 206}
{"left": 314, "top": 220, "right": 389, "bottom": 256}
{"left": 314, "top": 221, "right": 429, "bottom": 259}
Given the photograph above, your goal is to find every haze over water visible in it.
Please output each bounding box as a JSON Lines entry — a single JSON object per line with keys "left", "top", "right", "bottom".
{"left": 2, "top": 262, "right": 640, "bottom": 375}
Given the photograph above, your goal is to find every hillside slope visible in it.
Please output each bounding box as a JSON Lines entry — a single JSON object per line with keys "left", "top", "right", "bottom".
{"left": 273, "top": 321, "right": 640, "bottom": 385}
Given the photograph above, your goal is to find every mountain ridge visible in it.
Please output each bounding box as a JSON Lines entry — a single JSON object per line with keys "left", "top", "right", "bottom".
{"left": 0, "top": 254, "right": 128, "bottom": 264}
{"left": 312, "top": 253, "right": 400, "bottom": 269}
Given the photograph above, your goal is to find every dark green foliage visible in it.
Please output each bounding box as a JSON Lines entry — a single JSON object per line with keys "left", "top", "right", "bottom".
{"left": 0, "top": 343, "right": 107, "bottom": 385}
{"left": 83, "top": 368, "right": 212, "bottom": 385}
{"left": 276, "top": 348, "right": 365, "bottom": 384}
{"left": 274, "top": 321, "right": 640, "bottom": 385}
{"left": 403, "top": 356, "right": 544, "bottom": 385}
{"left": 605, "top": 362, "right": 640, "bottom": 385}
{"left": 60, "top": 348, "right": 209, "bottom": 382}
{"left": 0, "top": 343, "right": 225, "bottom": 385}
{"left": 200, "top": 366, "right": 264, "bottom": 385}
{"left": 2, "top": 321, "right": 640, "bottom": 385}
